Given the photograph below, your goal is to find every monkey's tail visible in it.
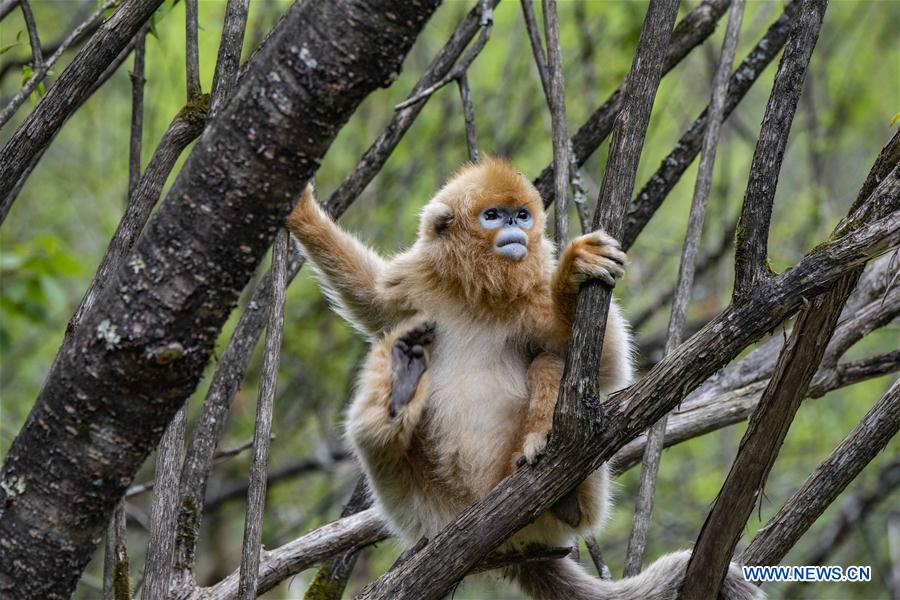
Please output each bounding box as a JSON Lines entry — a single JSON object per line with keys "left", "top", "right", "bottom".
{"left": 509, "top": 551, "right": 764, "bottom": 600}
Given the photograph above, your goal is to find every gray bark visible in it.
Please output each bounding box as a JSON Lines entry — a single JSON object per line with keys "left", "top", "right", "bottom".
{"left": 0, "top": 2, "right": 440, "bottom": 597}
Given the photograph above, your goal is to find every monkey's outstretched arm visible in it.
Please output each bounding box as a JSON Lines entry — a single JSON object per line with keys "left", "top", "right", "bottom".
{"left": 346, "top": 321, "right": 435, "bottom": 462}
{"left": 286, "top": 186, "right": 395, "bottom": 335}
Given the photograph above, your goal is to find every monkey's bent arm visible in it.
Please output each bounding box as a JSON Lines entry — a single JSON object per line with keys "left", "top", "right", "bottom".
{"left": 549, "top": 232, "right": 633, "bottom": 392}
{"left": 286, "top": 186, "right": 394, "bottom": 335}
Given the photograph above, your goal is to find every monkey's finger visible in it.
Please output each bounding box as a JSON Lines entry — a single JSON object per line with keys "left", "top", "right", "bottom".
{"left": 582, "top": 230, "right": 621, "bottom": 249}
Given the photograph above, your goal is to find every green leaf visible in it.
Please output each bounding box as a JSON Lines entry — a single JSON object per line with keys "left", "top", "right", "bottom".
{"left": 21, "top": 64, "right": 32, "bottom": 86}
{"left": 890, "top": 112, "right": 900, "bottom": 128}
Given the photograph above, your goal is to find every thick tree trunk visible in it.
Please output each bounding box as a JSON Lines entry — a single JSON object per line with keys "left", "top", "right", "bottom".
{"left": 0, "top": 1, "right": 439, "bottom": 597}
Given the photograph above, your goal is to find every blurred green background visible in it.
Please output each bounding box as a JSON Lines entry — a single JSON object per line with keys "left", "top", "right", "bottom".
{"left": 1, "top": 1, "right": 898, "bottom": 598}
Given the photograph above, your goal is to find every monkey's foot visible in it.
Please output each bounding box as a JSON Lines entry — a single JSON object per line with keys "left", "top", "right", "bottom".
{"left": 389, "top": 321, "right": 436, "bottom": 418}
{"left": 568, "top": 230, "right": 627, "bottom": 288}
{"left": 521, "top": 431, "right": 548, "bottom": 465}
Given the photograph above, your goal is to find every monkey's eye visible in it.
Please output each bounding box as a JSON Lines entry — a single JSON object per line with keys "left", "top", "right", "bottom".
{"left": 483, "top": 208, "right": 501, "bottom": 221}
{"left": 517, "top": 209, "right": 531, "bottom": 221}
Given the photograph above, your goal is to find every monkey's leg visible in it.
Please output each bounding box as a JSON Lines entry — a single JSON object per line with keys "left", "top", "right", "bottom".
{"left": 513, "top": 353, "right": 608, "bottom": 530}
{"left": 347, "top": 321, "right": 436, "bottom": 459}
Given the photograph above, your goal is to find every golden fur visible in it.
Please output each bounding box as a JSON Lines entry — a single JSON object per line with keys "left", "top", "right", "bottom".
{"left": 286, "top": 158, "right": 760, "bottom": 600}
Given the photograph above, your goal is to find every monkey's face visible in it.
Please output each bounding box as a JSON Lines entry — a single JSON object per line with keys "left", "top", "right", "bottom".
{"left": 478, "top": 204, "right": 534, "bottom": 261}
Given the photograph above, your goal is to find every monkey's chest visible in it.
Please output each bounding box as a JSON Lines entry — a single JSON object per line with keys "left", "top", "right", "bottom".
{"left": 422, "top": 325, "right": 529, "bottom": 494}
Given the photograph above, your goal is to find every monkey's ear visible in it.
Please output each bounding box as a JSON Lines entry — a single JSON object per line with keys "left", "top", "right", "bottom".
{"left": 420, "top": 202, "right": 454, "bottom": 240}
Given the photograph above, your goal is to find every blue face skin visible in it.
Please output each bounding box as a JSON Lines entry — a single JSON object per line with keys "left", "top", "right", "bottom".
{"left": 479, "top": 205, "right": 533, "bottom": 261}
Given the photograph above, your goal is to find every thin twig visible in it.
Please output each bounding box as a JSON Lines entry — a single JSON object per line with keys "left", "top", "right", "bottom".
{"left": 128, "top": 26, "right": 147, "bottom": 200}
{"left": 393, "top": 20, "right": 492, "bottom": 111}
{"left": 0, "top": 0, "right": 19, "bottom": 21}
{"left": 237, "top": 228, "right": 288, "bottom": 600}
{"left": 624, "top": 0, "right": 746, "bottom": 575}
{"left": 209, "top": 0, "right": 250, "bottom": 118}
{"left": 302, "top": 478, "right": 371, "bottom": 600}
{"left": 583, "top": 534, "right": 612, "bottom": 581}
{"left": 102, "top": 502, "right": 131, "bottom": 600}
{"left": 142, "top": 404, "right": 187, "bottom": 600}
{"left": 185, "top": 0, "right": 201, "bottom": 100}
{"left": 741, "top": 378, "right": 900, "bottom": 567}
{"left": 456, "top": 73, "right": 479, "bottom": 162}
{"left": 621, "top": 1, "right": 798, "bottom": 251}
{"left": 0, "top": 0, "right": 116, "bottom": 129}
{"left": 541, "top": 0, "right": 570, "bottom": 255}
{"left": 18, "top": 0, "right": 42, "bottom": 70}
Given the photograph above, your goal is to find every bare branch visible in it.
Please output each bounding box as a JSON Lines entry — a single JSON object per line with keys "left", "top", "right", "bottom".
{"left": 143, "top": 405, "right": 188, "bottom": 600}
{"left": 804, "top": 458, "right": 900, "bottom": 566}
{"left": 185, "top": 0, "right": 201, "bottom": 100}
{"left": 542, "top": 0, "right": 570, "bottom": 254}
{"left": 237, "top": 229, "right": 288, "bottom": 600}
{"left": 0, "top": 0, "right": 117, "bottom": 129}
{"left": 209, "top": 0, "right": 250, "bottom": 118}
{"left": 612, "top": 350, "right": 900, "bottom": 474}
{"left": 302, "top": 478, "right": 371, "bottom": 600}
{"left": 583, "top": 534, "right": 612, "bottom": 581}
{"left": 394, "top": 22, "right": 492, "bottom": 111}
{"left": 622, "top": 1, "right": 797, "bottom": 251}
{"left": 18, "top": 0, "right": 42, "bottom": 71}
{"left": 0, "top": 0, "right": 163, "bottom": 219}
{"left": 682, "top": 272, "right": 852, "bottom": 599}
{"left": 732, "top": 0, "right": 825, "bottom": 300}
{"left": 741, "top": 378, "right": 900, "bottom": 566}
{"left": 0, "top": 0, "right": 19, "bottom": 21}
{"left": 456, "top": 74, "right": 479, "bottom": 162}
{"left": 103, "top": 503, "right": 130, "bottom": 600}
{"left": 534, "top": 0, "right": 734, "bottom": 207}
{"left": 193, "top": 508, "right": 391, "bottom": 600}
{"left": 128, "top": 27, "right": 147, "bottom": 200}
{"left": 625, "top": 0, "right": 746, "bottom": 575}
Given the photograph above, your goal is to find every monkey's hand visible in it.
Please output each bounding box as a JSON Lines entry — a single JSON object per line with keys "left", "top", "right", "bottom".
{"left": 558, "top": 230, "right": 627, "bottom": 291}
{"left": 389, "top": 321, "right": 436, "bottom": 418}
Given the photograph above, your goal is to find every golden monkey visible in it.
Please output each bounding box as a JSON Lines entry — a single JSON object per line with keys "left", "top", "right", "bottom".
{"left": 286, "top": 158, "right": 761, "bottom": 600}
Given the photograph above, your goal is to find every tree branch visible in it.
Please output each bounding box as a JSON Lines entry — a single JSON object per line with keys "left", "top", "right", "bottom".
{"left": 0, "top": 0, "right": 162, "bottom": 219}
{"left": 625, "top": 0, "right": 745, "bottom": 574}
{"left": 621, "top": 0, "right": 797, "bottom": 250}
{"left": 0, "top": 0, "right": 117, "bottom": 130}
{"left": 209, "top": 0, "right": 250, "bottom": 118}
{"left": 741, "top": 378, "right": 900, "bottom": 566}
{"left": 0, "top": 2, "right": 440, "bottom": 596}
{"left": 185, "top": 0, "right": 201, "bottom": 100}
{"left": 237, "top": 229, "right": 287, "bottom": 599}
{"left": 732, "top": 0, "right": 825, "bottom": 300}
